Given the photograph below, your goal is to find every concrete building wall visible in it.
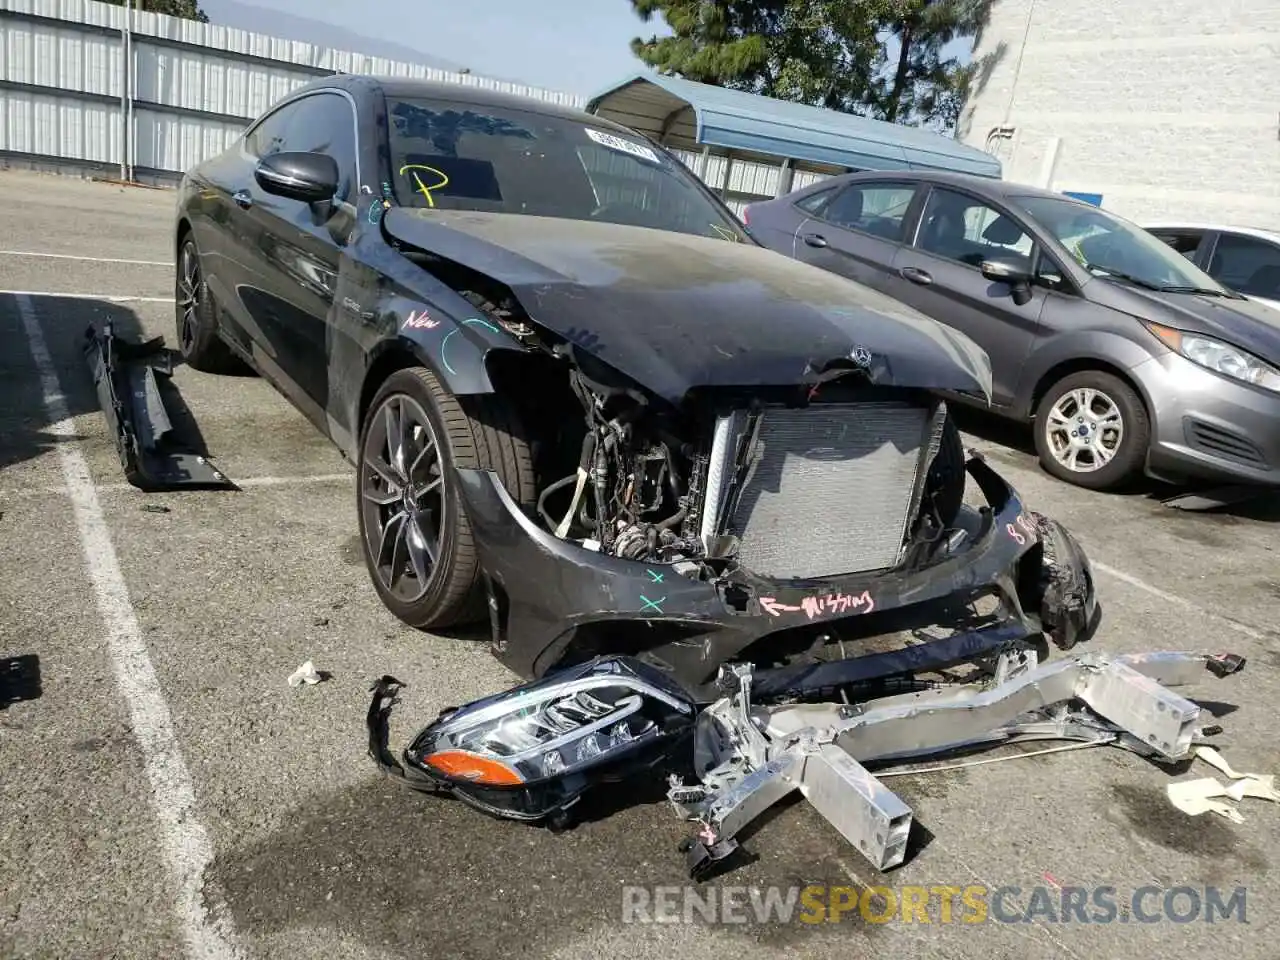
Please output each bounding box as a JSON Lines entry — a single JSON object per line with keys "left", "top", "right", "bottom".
{"left": 957, "top": 0, "right": 1280, "bottom": 229}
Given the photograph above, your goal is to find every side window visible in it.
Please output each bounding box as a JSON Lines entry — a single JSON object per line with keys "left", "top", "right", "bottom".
{"left": 279, "top": 93, "right": 359, "bottom": 201}
{"left": 915, "top": 187, "right": 1033, "bottom": 270}
{"left": 1208, "top": 234, "right": 1280, "bottom": 299}
{"left": 794, "top": 186, "right": 837, "bottom": 214}
{"left": 1150, "top": 229, "right": 1204, "bottom": 261}
{"left": 818, "top": 183, "right": 917, "bottom": 241}
{"left": 244, "top": 101, "right": 301, "bottom": 159}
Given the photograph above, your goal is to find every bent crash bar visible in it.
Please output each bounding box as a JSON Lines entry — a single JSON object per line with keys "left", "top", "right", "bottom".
{"left": 668, "top": 649, "right": 1245, "bottom": 878}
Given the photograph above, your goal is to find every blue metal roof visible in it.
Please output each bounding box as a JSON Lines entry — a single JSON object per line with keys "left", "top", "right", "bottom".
{"left": 586, "top": 73, "right": 1002, "bottom": 179}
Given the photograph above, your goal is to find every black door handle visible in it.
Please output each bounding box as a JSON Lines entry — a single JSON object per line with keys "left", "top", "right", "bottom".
{"left": 802, "top": 233, "right": 828, "bottom": 248}
{"left": 899, "top": 266, "right": 933, "bottom": 285}
{"left": 233, "top": 189, "right": 253, "bottom": 209}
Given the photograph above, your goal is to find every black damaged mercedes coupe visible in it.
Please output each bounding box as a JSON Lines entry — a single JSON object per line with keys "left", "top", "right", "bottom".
{"left": 173, "top": 74, "right": 1098, "bottom": 700}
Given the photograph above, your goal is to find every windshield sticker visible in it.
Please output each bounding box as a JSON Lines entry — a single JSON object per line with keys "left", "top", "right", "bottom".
{"left": 709, "top": 224, "right": 741, "bottom": 243}
{"left": 584, "top": 128, "right": 660, "bottom": 165}
{"left": 391, "top": 103, "right": 536, "bottom": 146}
{"left": 399, "top": 164, "right": 450, "bottom": 207}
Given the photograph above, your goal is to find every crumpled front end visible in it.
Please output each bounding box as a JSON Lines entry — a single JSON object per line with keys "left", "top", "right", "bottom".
{"left": 458, "top": 419, "right": 1098, "bottom": 702}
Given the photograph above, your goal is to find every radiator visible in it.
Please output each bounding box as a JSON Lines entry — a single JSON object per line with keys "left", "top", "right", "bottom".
{"left": 701, "top": 402, "right": 944, "bottom": 579}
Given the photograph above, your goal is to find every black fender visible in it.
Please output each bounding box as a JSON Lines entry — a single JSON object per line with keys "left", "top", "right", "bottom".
{"left": 332, "top": 206, "right": 533, "bottom": 452}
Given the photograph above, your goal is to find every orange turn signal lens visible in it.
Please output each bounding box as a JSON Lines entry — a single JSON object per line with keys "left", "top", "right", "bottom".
{"left": 1143, "top": 321, "right": 1182, "bottom": 351}
{"left": 423, "top": 749, "right": 524, "bottom": 785}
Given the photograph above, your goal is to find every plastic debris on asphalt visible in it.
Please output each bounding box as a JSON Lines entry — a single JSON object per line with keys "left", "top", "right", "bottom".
{"left": 1164, "top": 748, "right": 1279, "bottom": 822}
{"left": 288, "top": 660, "right": 324, "bottom": 687}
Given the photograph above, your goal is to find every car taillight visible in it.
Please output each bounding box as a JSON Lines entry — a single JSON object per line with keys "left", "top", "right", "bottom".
{"left": 742, "top": 206, "right": 752, "bottom": 226}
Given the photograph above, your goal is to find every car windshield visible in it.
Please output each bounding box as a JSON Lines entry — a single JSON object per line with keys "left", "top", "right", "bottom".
{"left": 1012, "top": 196, "right": 1231, "bottom": 294}
{"left": 382, "top": 96, "right": 749, "bottom": 243}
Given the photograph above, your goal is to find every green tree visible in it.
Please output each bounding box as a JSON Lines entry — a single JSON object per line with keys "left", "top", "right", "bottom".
{"left": 629, "top": 0, "right": 993, "bottom": 130}
{"left": 102, "top": 0, "right": 209, "bottom": 22}
{"left": 873, "top": 0, "right": 993, "bottom": 129}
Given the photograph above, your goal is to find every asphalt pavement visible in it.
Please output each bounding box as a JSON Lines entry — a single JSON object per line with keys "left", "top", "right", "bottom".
{"left": 1, "top": 170, "right": 1278, "bottom": 960}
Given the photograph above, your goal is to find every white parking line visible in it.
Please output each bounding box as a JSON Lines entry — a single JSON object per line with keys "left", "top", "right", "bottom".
{"left": 95, "top": 472, "right": 354, "bottom": 493}
{"left": 0, "top": 473, "right": 353, "bottom": 498}
{"left": 0, "top": 249, "right": 171, "bottom": 266}
{"left": 0, "top": 289, "right": 174, "bottom": 303}
{"left": 14, "top": 294, "right": 245, "bottom": 960}
{"left": 1092, "top": 560, "right": 1271, "bottom": 643}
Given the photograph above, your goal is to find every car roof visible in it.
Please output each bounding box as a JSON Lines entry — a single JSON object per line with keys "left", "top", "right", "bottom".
{"left": 812, "top": 169, "right": 1093, "bottom": 205}
{"left": 289, "top": 73, "right": 639, "bottom": 136}
{"left": 1143, "top": 221, "right": 1280, "bottom": 245}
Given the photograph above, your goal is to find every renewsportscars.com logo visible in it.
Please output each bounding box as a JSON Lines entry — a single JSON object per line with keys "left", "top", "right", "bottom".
{"left": 621, "top": 884, "right": 1249, "bottom": 925}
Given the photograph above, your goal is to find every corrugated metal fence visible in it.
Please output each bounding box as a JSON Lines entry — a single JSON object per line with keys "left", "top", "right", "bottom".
{"left": 0, "top": 0, "right": 820, "bottom": 214}
{"left": 0, "top": 0, "right": 588, "bottom": 182}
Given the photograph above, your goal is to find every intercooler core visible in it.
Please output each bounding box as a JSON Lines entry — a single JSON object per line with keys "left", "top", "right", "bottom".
{"left": 700, "top": 402, "right": 946, "bottom": 579}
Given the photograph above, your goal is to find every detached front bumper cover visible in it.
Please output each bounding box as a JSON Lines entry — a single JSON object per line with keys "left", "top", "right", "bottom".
{"left": 84, "top": 322, "right": 235, "bottom": 491}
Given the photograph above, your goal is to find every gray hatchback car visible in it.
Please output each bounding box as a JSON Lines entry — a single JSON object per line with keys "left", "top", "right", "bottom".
{"left": 745, "top": 171, "right": 1280, "bottom": 493}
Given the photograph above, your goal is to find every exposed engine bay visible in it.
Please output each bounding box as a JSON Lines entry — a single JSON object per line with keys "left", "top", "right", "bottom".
{"left": 446, "top": 270, "right": 966, "bottom": 587}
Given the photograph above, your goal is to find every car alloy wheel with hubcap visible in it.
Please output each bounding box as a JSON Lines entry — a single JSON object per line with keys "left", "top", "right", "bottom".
{"left": 1033, "top": 369, "right": 1150, "bottom": 491}
{"left": 1044, "top": 387, "right": 1123, "bottom": 473}
{"left": 359, "top": 392, "right": 446, "bottom": 605}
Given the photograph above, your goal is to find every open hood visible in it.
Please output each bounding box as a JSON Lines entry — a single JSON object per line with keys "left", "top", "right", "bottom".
{"left": 386, "top": 209, "right": 993, "bottom": 405}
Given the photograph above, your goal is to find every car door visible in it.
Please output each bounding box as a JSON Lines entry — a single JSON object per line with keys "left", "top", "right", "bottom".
{"left": 198, "top": 102, "right": 298, "bottom": 357}
{"left": 792, "top": 179, "right": 922, "bottom": 295}
{"left": 743, "top": 184, "right": 839, "bottom": 257}
{"left": 1201, "top": 231, "right": 1280, "bottom": 311}
{"left": 237, "top": 90, "right": 361, "bottom": 424}
{"left": 890, "top": 184, "right": 1050, "bottom": 406}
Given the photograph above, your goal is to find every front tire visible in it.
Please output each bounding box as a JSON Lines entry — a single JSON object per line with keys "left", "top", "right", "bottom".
{"left": 356, "top": 367, "right": 536, "bottom": 630}
{"left": 1033, "top": 370, "right": 1149, "bottom": 490}
{"left": 175, "top": 236, "right": 244, "bottom": 374}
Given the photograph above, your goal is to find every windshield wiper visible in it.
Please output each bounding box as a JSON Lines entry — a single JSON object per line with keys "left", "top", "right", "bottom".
{"left": 1154, "top": 285, "right": 1243, "bottom": 298}
{"left": 1086, "top": 265, "right": 1237, "bottom": 298}
{"left": 1085, "top": 265, "right": 1164, "bottom": 291}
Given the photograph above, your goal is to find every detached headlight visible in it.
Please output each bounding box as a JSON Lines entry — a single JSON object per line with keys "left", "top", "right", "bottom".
{"left": 398, "top": 656, "right": 697, "bottom": 821}
{"left": 1145, "top": 321, "right": 1280, "bottom": 393}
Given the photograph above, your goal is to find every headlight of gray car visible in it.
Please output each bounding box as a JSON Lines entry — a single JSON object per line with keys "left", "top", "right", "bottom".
{"left": 1145, "top": 321, "right": 1280, "bottom": 393}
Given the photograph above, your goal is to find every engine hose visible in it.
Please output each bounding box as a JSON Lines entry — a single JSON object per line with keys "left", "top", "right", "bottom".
{"left": 591, "top": 434, "right": 611, "bottom": 543}
{"left": 539, "top": 474, "right": 578, "bottom": 532}
{"left": 554, "top": 431, "right": 599, "bottom": 538}
{"left": 657, "top": 505, "right": 687, "bottom": 530}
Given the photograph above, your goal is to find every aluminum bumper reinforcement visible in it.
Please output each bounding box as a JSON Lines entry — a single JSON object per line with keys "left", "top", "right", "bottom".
{"left": 667, "top": 648, "right": 1246, "bottom": 879}
{"left": 84, "top": 322, "right": 235, "bottom": 491}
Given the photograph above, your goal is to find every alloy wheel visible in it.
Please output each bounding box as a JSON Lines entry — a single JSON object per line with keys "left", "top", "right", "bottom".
{"left": 360, "top": 393, "right": 446, "bottom": 603}
{"left": 1044, "top": 387, "right": 1125, "bottom": 473}
{"left": 177, "top": 243, "right": 201, "bottom": 352}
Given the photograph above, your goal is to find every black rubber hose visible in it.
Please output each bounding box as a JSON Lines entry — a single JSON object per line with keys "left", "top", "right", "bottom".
{"left": 536, "top": 474, "right": 578, "bottom": 531}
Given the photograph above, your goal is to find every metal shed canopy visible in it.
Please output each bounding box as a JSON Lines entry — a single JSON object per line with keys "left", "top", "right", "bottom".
{"left": 586, "top": 73, "right": 1002, "bottom": 179}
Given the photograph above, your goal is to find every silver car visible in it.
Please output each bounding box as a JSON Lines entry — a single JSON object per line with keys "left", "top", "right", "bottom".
{"left": 745, "top": 171, "right": 1280, "bottom": 493}
{"left": 1144, "top": 223, "right": 1280, "bottom": 314}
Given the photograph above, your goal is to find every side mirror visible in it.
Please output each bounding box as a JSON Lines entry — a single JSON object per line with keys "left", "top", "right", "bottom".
{"left": 981, "top": 257, "right": 1035, "bottom": 306}
{"left": 254, "top": 151, "right": 340, "bottom": 204}
{"left": 980, "top": 258, "right": 1031, "bottom": 284}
